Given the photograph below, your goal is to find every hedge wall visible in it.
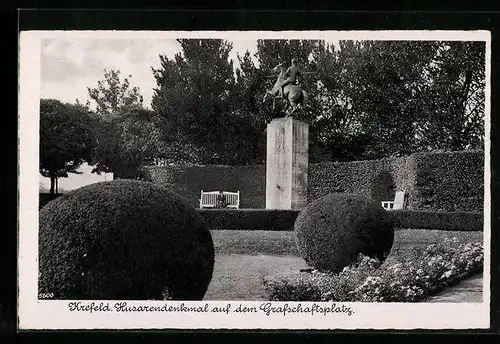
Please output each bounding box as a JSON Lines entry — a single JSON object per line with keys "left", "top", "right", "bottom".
{"left": 196, "top": 209, "right": 484, "bottom": 232}
{"left": 143, "top": 165, "right": 266, "bottom": 209}
{"left": 389, "top": 210, "right": 483, "bottom": 231}
{"left": 307, "top": 156, "right": 416, "bottom": 205}
{"left": 198, "top": 209, "right": 298, "bottom": 231}
{"left": 143, "top": 159, "right": 413, "bottom": 210}
{"left": 410, "top": 151, "right": 484, "bottom": 212}
{"left": 135, "top": 150, "right": 486, "bottom": 212}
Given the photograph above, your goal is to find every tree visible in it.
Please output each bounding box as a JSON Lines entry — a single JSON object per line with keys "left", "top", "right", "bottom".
{"left": 307, "top": 40, "right": 366, "bottom": 161}
{"left": 87, "top": 69, "right": 170, "bottom": 177}
{"left": 227, "top": 41, "right": 325, "bottom": 164}
{"left": 87, "top": 69, "right": 144, "bottom": 118}
{"left": 112, "top": 108, "right": 171, "bottom": 178}
{"left": 256, "top": 39, "right": 318, "bottom": 74}
{"left": 40, "top": 99, "right": 96, "bottom": 194}
{"left": 150, "top": 39, "right": 486, "bottom": 166}
{"left": 327, "top": 41, "right": 445, "bottom": 159}
{"left": 252, "top": 39, "right": 367, "bottom": 162}
{"left": 90, "top": 105, "right": 172, "bottom": 179}
{"left": 152, "top": 39, "right": 243, "bottom": 164}
{"left": 417, "top": 41, "right": 485, "bottom": 151}
{"left": 231, "top": 50, "right": 270, "bottom": 164}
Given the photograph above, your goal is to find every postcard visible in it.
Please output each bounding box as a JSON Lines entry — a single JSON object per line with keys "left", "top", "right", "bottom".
{"left": 18, "top": 30, "right": 491, "bottom": 330}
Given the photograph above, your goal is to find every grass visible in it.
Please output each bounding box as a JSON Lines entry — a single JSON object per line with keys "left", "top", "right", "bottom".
{"left": 211, "top": 228, "right": 482, "bottom": 257}
{"left": 211, "top": 229, "right": 298, "bottom": 256}
{"left": 204, "top": 229, "right": 483, "bottom": 300}
{"left": 204, "top": 255, "right": 308, "bottom": 300}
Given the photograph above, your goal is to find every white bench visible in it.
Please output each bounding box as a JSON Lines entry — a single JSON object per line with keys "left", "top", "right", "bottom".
{"left": 200, "top": 190, "right": 240, "bottom": 209}
{"left": 381, "top": 191, "right": 406, "bottom": 210}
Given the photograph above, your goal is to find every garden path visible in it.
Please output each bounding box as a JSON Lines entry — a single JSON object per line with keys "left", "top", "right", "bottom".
{"left": 426, "top": 273, "right": 483, "bottom": 303}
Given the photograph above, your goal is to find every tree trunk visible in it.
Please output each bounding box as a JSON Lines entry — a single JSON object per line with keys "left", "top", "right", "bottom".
{"left": 55, "top": 178, "right": 59, "bottom": 194}
{"left": 50, "top": 176, "right": 55, "bottom": 195}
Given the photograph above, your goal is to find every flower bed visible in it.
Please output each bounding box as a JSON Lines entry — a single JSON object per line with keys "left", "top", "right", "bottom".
{"left": 263, "top": 237, "right": 483, "bottom": 302}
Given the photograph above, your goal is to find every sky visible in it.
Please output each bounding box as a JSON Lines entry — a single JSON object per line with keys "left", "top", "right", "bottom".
{"left": 39, "top": 31, "right": 487, "bottom": 111}
{"left": 40, "top": 38, "right": 261, "bottom": 110}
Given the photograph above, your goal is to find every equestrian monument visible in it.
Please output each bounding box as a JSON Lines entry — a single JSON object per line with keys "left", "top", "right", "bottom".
{"left": 263, "top": 58, "right": 310, "bottom": 210}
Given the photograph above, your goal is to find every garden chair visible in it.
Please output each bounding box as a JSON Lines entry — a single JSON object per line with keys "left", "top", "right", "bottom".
{"left": 381, "top": 190, "right": 406, "bottom": 210}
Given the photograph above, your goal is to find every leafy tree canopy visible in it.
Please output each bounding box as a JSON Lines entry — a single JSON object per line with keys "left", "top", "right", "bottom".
{"left": 40, "top": 99, "right": 96, "bottom": 193}
{"left": 87, "top": 69, "right": 144, "bottom": 118}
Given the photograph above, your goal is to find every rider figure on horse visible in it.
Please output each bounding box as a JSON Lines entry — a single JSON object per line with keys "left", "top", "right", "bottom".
{"left": 279, "top": 58, "right": 301, "bottom": 98}
{"left": 264, "top": 57, "right": 308, "bottom": 117}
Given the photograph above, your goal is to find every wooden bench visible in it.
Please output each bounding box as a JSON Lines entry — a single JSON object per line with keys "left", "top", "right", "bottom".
{"left": 200, "top": 190, "right": 240, "bottom": 209}
{"left": 381, "top": 191, "right": 407, "bottom": 210}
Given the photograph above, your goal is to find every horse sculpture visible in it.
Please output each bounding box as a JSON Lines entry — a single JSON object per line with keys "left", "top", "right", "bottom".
{"left": 263, "top": 62, "right": 309, "bottom": 117}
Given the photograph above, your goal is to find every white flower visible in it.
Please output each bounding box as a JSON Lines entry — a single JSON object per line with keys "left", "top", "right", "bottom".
{"left": 440, "top": 270, "right": 453, "bottom": 279}
{"left": 406, "top": 289, "right": 416, "bottom": 297}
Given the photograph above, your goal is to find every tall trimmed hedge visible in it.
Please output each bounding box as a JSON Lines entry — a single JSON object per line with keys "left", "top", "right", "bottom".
{"left": 390, "top": 210, "right": 483, "bottom": 231}
{"left": 195, "top": 209, "right": 483, "bottom": 232}
{"left": 308, "top": 156, "right": 416, "bottom": 205}
{"left": 410, "top": 151, "right": 484, "bottom": 211}
{"left": 143, "top": 165, "right": 266, "bottom": 209}
{"left": 199, "top": 209, "right": 298, "bottom": 230}
{"left": 143, "top": 150, "right": 484, "bottom": 212}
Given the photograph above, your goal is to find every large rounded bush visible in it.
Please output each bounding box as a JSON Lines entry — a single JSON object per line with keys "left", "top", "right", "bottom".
{"left": 294, "top": 193, "right": 394, "bottom": 273}
{"left": 39, "top": 179, "right": 215, "bottom": 300}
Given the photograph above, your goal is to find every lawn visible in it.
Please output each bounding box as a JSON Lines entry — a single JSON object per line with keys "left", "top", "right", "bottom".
{"left": 204, "top": 229, "right": 483, "bottom": 300}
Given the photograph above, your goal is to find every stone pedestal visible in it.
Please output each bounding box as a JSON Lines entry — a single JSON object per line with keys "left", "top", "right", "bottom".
{"left": 266, "top": 117, "right": 308, "bottom": 210}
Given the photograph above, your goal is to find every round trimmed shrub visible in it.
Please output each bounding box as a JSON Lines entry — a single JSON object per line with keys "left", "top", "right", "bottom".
{"left": 39, "top": 179, "right": 215, "bottom": 300}
{"left": 294, "top": 193, "right": 394, "bottom": 273}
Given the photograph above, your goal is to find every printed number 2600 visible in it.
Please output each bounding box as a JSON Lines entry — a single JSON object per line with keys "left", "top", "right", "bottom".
{"left": 39, "top": 293, "right": 54, "bottom": 299}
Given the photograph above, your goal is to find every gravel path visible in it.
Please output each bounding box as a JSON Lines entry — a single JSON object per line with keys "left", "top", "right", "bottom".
{"left": 426, "top": 273, "right": 483, "bottom": 303}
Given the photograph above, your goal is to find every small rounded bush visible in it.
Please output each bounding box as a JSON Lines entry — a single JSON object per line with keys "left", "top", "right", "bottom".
{"left": 294, "top": 193, "right": 394, "bottom": 273}
{"left": 39, "top": 179, "right": 215, "bottom": 300}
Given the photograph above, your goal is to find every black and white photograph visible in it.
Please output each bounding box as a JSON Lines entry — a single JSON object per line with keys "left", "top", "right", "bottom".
{"left": 18, "top": 30, "right": 491, "bottom": 330}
